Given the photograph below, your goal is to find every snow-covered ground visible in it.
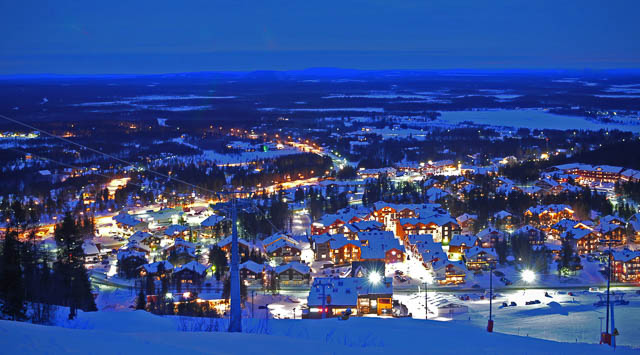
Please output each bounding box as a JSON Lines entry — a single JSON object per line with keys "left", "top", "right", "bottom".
{"left": 436, "top": 109, "right": 640, "bottom": 133}
{"left": 0, "top": 307, "right": 635, "bottom": 354}
{"left": 395, "top": 287, "right": 640, "bottom": 349}
{"left": 92, "top": 282, "right": 640, "bottom": 349}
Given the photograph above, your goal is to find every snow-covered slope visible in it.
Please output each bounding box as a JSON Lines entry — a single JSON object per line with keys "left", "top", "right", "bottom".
{"left": 0, "top": 310, "right": 633, "bottom": 354}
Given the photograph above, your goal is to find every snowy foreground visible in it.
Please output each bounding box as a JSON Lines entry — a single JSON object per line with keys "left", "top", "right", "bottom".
{"left": 0, "top": 309, "right": 635, "bottom": 354}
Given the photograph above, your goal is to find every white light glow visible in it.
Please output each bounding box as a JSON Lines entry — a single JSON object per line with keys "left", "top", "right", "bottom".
{"left": 521, "top": 269, "right": 536, "bottom": 283}
{"left": 368, "top": 271, "right": 382, "bottom": 285}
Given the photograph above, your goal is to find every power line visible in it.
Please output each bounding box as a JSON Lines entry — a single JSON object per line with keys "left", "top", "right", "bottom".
{"left": 0, "top": 114, "right": 218, "bottom": 195}
{"left": 0, "top": 113, "right": 283, "bottom": 234}
{"left": 7, "top": 147, "right": 146, "bottom": 191}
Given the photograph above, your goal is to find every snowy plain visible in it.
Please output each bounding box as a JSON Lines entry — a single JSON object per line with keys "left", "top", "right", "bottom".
{"left": 436, "top": 110, "right": 640, "bottom": 133}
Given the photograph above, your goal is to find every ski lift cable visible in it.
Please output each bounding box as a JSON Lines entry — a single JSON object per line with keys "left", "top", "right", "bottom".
{"left": 0, "top": 114, "right": 283, "bottom": 233}
{"left": 7, "top": 147, "right": 146, "bottom": 190}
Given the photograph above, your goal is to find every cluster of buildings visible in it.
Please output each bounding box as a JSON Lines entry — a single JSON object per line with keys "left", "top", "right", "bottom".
{"left": 550, "top": 163, "right": 640, "bottom": 189}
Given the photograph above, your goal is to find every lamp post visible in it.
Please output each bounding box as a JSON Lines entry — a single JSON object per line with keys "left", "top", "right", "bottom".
{"left": 487, "top": 263, "right": 494, "bottom": 333}
{"left": 251, "top": 290, "right": 255, "bottom": 318}
{"left": 424, "top": 280, "right": 429, "bottom": 320}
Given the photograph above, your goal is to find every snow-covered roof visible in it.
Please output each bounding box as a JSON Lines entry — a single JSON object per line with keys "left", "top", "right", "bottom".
{"left": 129, "top": 231, "right": 154, "bottom": 244}
{"left": 275, "top": 261, "right": 310, "bottom": 275}
{"left": 514, "top": 225, "right": 542, "bottom": 235}
{"left": 113, "top": 212, "right": 145, "bottom": 227}
{"left": 551, "top": 219, "right": 579, "bottom": 231}
{"left": 82, "top": 240, "right": 100, "bottom": 255}
{"left": 597, "top": 222, "right": 625, "bottom": 234}
{"left": 449, "top": 234, "right": 478, "bottom": 247}
{"left": 600, "top": 215, "right": 626, "bottom": 225}
{"left": 456, "top": 213, "right": 477, "bottom": 224}
{"left": 350, "top": 220, "right": 384, "bottom": 231}
{"left": 398, "top": 215, "right": 458, "bottom": 227}
{"left": 561, "top": 228, "right": 596, "bottom": 240}
{"left": 319, "top": 211, "right": 363, "bottom": 226}
{"left": 493, "top": 210, "right": 512, "bottom": 219}
{"left": 425, "top": 187, "right": 448, "bottom": 201}
{"left": 329, "top": 236, "right": 361, "bottom": 250}
{"left": 127, "top": 240, "right": 151, "bottom": 253}
{"left": 200, "top": 214, "right": 225, "bottom": 227}
{"left": 360, "top": 239, "right": 404, "bottom": 260}
{"left": 117, "top": 249, "right": 147, "bottom": 261}
{"left": 265, "top": 238, "right": 301, "bottom": 254}
{"left": 477, "top": 227, "right": 504, "bottom": 239}
{"left": 526, "top": 204, "right": 573, "bottom": 215}
{"left": 357, "top": 230, "right": 395, "bottom": 243}
{"left": 140, "top": 260, "right": 173, "bottom": 274}
{"left": 173, "top": 260, "right": 208, "bottom": 275}
{"left": 217, "top": 236, "right": 252, "bottom": 249}
{"left": 239, "top": 260, "right": 264, "bottom": 274}
{"left": 432, "top": 258, "right": 466, "bottom": 272}
{"left": 465, "top": 246, "right": 497, "bottom": 259}
{"left": 311, "top": 233, "right": 340, "bottom": 245}
{"left": 262, "top": 233, "right": 298, "bottom": 247}
{"left": 164, "top": 224, "right": 188, "bottom": 236}
{"left": 308, "top": 276, "right": 392, "bottom": 307}
{"left": 611, "top": 250, "right": 640, "bottom": 263}
{"left": 172, "top": 238, "right": 195, "bottom": 249}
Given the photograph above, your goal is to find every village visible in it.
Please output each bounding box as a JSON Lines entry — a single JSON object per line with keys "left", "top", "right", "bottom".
{"left": 52, "top": 153, "right": 639, "bottom": 323}
{"left": 1, "top": 86, "right": 640, "bottom": 350}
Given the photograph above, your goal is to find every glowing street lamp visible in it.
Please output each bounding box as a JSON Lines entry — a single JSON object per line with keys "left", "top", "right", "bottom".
{"left": 521, "top": 269, "right": 536, "bottom": 284}
{"left": 368, "top": 271, "right": 382, "bottom": 285}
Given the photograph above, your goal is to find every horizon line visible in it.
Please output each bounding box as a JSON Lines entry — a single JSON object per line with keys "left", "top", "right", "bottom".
{"left": 3, "top": 67, "right": 640, "bottom": 79}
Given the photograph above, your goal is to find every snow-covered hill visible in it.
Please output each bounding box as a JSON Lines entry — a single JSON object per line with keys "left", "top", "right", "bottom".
{"left": 0, "top": 310, "right": 633, "bottom": 354}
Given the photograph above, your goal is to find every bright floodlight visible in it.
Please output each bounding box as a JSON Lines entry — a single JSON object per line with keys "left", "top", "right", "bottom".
{"left": 521, "top": 269, "right": 536, "bottom": 283}
{"left": 368, "top": 271, "right": 382, "bottom": 285}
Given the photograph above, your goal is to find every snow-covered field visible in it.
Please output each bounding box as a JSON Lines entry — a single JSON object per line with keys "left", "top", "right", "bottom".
{"left": 436, "top": 109, "right": 640, "bottom": 132}
{"left": 200, "top": 148, "right": 301, "bottom": 165}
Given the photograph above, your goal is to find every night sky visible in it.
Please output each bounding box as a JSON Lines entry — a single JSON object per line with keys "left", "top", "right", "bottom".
{"left": 1, "top": 0, "right": 639, "bottom": 74}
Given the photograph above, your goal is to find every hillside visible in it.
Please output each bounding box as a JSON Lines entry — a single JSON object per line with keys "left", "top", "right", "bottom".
{"left": 0, "top": 310, "right": 632, "bottom": 354}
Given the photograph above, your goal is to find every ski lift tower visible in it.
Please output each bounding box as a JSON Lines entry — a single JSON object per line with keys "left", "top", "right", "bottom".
{"left": 600, "top": 237, "right": 621, "bottom": 346}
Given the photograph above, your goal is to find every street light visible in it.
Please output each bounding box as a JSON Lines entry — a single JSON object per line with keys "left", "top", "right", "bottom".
{"left": 368, "top": 271, "right": 382, "bottom": 285}
{"left": 488, "top": 263, "right": 495, "bottom": 333}
{"left": 521, "top": 269, "right": 536, "bottom": 284}
{"left": 424, "top": 279, "right": 431, "bottom": 320}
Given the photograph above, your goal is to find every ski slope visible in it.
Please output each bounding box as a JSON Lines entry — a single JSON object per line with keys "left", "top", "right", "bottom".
{"left": 0, "top": 308, "right": 635, "bottom": 354}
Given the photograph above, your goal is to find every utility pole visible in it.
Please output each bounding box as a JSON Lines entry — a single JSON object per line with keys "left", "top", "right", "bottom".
{"left": 228, "top": 198, "right": 242, "bottom": 332}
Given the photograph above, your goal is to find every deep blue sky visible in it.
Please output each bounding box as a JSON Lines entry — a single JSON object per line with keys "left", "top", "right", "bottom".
{"left": 2, "top": 1, "right": 639, "bottom": 74}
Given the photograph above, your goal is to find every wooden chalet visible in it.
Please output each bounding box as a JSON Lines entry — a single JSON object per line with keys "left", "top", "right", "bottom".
{"left": 329, "top": 236, "right": 362, "bottom": 265}
{"left": 275, "top": 261, "right": 311, "bottom": 287}
{"left": 464, "top": 246, "right": 497, "bottom": 270}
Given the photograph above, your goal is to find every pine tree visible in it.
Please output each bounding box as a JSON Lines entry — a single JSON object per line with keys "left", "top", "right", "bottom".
{"left": 54, "top": 213, "right": 97, "bottom": 318}
{"left": 136, "top": 289, "right": 146, "bottom": 310}
{"left": 0, "top": 229, "right": 26, "bottom": 320}
{"left": 209, "top": 246, "right": 228, "bottom": 281}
